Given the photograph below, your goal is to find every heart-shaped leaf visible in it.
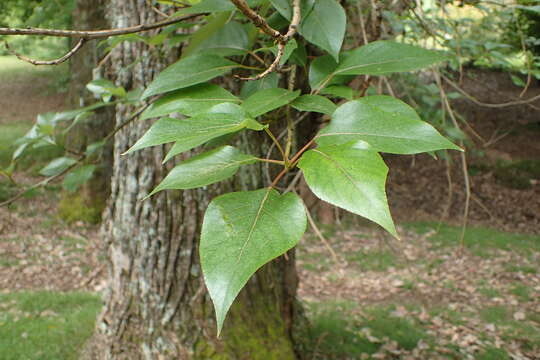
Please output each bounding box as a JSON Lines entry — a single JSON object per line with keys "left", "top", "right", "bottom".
{"left": 317, "top": 96, "right": 462, "bottom": 154}
{"left": 242, "top": 88, "right": 300, "bottom": 117}
{"left": 147, "top": 146, "right": 256, "bottom": 197}
{"left": 201, "top": 188, "right": 307, "bottom": 335}
{"left": 298, "top": 142, "right": 397, "bottom": 236}
{"left": 141, "top": 54, "right": 239, "bottom": 99}
{"left": 141, "top": 83, "right": 239, "bottom": 120}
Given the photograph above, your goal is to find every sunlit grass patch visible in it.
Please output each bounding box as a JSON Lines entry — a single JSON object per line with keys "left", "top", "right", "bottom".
{"left": 0, "top": 291, "right": 100, "bottom": 360}
{"left": 405, "top": 222, "right": 540, "bottom": 255}
{"left": 303, "top": 301, "right": 431, "bottom": 359}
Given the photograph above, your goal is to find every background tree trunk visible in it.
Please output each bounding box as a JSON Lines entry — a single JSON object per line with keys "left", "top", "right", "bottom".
{"left": 59, "top": 0, "right": 114, "bottom": 224}
{"left": 83, "top": 2, "right": 307, "bottom": 359}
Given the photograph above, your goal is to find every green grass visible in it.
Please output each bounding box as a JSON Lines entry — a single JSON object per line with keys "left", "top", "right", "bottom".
{"left": 0, "top": 291, "right": 101, "bottom": 360}
{"left": 0, "top": 123, "right": 31, "bottom": 168}
{"left": 346, "top": 249, "right": 398, "bottom": 272}
{"left": 304, "top": 302, "right": 430, "bottom": 359}
{"left": 509, "top": 284, "right": 531, "bottom": 302}
{"left": 476, "top": 346, "right": 510, "bottom": 360}
{"left": 0, "top": 56, "right": 69, "bottom": 92}
{"left": 405, "top": 222, "right": 540, "bottom": 256}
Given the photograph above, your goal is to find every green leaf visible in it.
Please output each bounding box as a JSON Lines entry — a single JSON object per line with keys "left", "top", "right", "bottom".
{"left": 126, "top": 103, "right": 252, "bottom": 155}
{"left": 270, "top": 0, "right": 315, "bottom": 20}
{"left": 182, "top": 12, "right": 231, "bottom": 57}
{"left": 308, "top": 54, "right": 352, "bottom": 91}
{"left": 148, "top": 146, "right": 256, "bottom": 197}
{"left": 240, "top": 72, "right": 279, "bottom": 99}
{"left": 316, "top": 96, "right": 462, "bottom": 154}
{"left": 335, "top": 41, "right": 449, "bottom": 76}
{"left": 320, "top": 85, "right": 354, "bottom": 100}
{"left": 39, "top": 157, "right": 77, "bottom": 177}
{"left": 141, "top": 54, "right": 239, "bottom": 99}
{"left": 141, "top": 83, "right": 240, "bottom": 120}
{"left": 62, "top": 165, "right": 96, "bottom": 193}
{"left": 200, "top": 188, "right": 306, "bottom": 335}
{"left": 299, "top": 0, "right": 346, "bottom": 61}
{"left": 270, "top": 38, "right": 298, "bottom": 65}
{"left": 175, "top": 0, "right": 235, "bottom": 15}
{"left": 191, "top": 20, "right": 250, "bottom": 57}
{"left": 242, "top": 88, "right": 300, "bottom": 117}
{"left": 298, "top": 142, "right": 397, "bottom": 236}
{"left": 291, "top": 95, "right": 336, "bottom": 115}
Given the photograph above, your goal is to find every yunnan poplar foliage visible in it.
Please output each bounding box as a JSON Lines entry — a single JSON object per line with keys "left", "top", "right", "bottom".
{"left": 19, "top": 0, "right": 462, "bottom": 335}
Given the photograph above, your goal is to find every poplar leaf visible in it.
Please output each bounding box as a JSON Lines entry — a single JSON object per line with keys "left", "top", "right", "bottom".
{"left": 201, "top": 188, "right": 307, "bottom": 335}
{"left": 317, "top": 96, "right": 462, "bottom": 154}
{"left": 140, "top": 83, "right": 239, "bottom": 120}
{"left": 242, "top": 88, "right": 300, "bottom": 117}
{"left": 291, "top": 95, "right": 337, "bottom": 115}
{"left": 298, "top": 142, "right": 397, "bottom": 237}
{"left": 126, "top": 103, "right": 251, "bottom": 155}
{"left": 148, "top": 146, "right": 256, "bottom": 196}
{"left": 141, "top": 54, "right": 239, "bottom": 99}
{"left": 335, "top": 41, "right": 449, "bottom": 76}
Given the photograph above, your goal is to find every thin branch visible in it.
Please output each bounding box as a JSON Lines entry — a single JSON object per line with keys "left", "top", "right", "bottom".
{"left": 229, "top": 0, "right": 283, "bottom": 40}
{"left": 441, "top": 73, "right": 540, "bottom": 110}
{"left": 4, "top": 38, "right": 86, "bottom": 66}
{"left": 236, "top": 42, "right": 285, "bottom": 81}
{"left": 233, "top": 0, "right": 301, "bottom": 80}
{"left": 0, "top": 14, "right": 199, "bottom": 39}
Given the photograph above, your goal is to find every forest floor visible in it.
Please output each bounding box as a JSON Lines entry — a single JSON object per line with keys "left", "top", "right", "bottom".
{"left": 0, "top": 56, "right": 539, "bottom": 359}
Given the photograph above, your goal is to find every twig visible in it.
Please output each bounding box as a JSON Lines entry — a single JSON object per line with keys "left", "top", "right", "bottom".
{"left": 0, "top": 14, "right": 199, "bottom": 39}
{"left": 233, "top": 0, "right": 301, "bottom": 80}
{"left": 230, "top": 0, "right": 283, "bottom": 40}
{"left": 236, "top": 42, "right": 286, "bottom": 81}
{"left": 4, "top": 38, "right": 86, "bottom": 66}
{"left": 304, "top": 204, "right": 339, "bottom": 264}
{"left": 441, "top": 73, "right": 540, "bottom": 110}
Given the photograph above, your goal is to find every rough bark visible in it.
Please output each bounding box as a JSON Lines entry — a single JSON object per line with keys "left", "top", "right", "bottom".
{"left": 83, "top": 2, "right": 305, "bottom": 359}
{"left": 60, "top": 0, "right": 114, "bottom": 223}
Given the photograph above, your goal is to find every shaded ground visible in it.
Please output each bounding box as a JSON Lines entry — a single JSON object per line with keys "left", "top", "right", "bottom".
{"left": 0, "top": 58, "right": 538, "bottom": 359}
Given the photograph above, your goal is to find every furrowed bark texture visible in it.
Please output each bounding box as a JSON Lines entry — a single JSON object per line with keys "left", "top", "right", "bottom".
{"left": 83, "top": 2, "right": 303, "bottom": 359}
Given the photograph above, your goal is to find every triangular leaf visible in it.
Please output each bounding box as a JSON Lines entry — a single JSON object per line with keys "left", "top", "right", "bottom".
{"left": 316, "top": 96, "right": 462, "bottom": 154}
{"left": 242, "top": 88, "right": 300, "bottom": 118}
{"left": 126, "top": 103, "right": 250, "bottom": 155}
{"left": 141, "top": 83, "right": 240, "bottom": 120}
{"left": 148, "top": 146, "right": 256, "bottom": 196}
{"left": 201, "top": 188, "right": 307, "bottom": 335}
{"left": 298, "top": 142, "right": 397, "bottom": 237}
{"left": 291, "top": 95, "right": 337, "bottom": 115}
{"left": 141, "top": 54, "right": 239, "bottom": 99}
{"left": 335, "top": 41, "right": 449, "bottom": 76}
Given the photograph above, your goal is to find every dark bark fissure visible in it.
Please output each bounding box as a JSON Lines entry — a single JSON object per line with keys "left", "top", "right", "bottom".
{"left": 82, "top": 2, "right": 308, "bottom": 359}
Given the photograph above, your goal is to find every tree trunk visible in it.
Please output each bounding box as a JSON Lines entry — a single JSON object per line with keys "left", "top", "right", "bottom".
{"left": 59, "top": 0, "right": 114, "bottom": 224}
{"left": 83, "top": 2, "right": 303, "bottom": 359}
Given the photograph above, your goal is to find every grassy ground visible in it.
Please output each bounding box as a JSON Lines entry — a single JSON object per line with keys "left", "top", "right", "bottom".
{"left": 297, "top": 222, "right": 540, "bottom": 359}
{"left": 0, "top": 292, "right": 100, "bottom": 360}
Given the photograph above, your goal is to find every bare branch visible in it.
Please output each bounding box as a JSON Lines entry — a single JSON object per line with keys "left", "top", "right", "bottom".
{"left": 230, "top": 0, "right": 283, "bottom": 40}
{"left": 4, "top": 38, "right": 86, "bottom": 66}
{"left": 235, "top": 0, "right": 301, "bottom": 80}
{"left": 0, "top": 14, "right": 199, "bottom": 39}
{"left": 236, "top": 42, "right": 285, "bottom": 81}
